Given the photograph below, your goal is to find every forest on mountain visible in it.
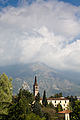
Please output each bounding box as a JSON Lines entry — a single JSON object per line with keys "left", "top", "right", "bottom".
{"left": 0, "top": 73, "right": 80, "bottom": 120}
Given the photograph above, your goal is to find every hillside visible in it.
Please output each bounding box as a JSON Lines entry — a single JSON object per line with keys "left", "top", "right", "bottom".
{"left": 0, "top": 63, "right": 80, "bottom": 96}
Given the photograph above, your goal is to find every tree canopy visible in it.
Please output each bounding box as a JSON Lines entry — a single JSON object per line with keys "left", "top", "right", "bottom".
{"left": 0, "top": 73, "right": 12, "bottom": 103}
{"left": 0, "top": 73, "right": 12, "bottom": 116}
{"left": 42, "top": 90, "right": 48, "bottom": 107}
{"left": 72, "top": 100, "right": 80, "bottom": 120}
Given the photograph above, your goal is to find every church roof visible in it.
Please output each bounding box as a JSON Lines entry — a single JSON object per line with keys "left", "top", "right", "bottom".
{"left": 58, "top": 110, "right": 72, "bottom": 114}
{"left": 40, "top": 97, "right": 69, "bottom": 100}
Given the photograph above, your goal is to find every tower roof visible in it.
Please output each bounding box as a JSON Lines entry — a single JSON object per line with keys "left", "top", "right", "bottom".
{"left": 58, "top": 110, "right": 72, "bottom": 114}
{"left": 34, "top": 76, "right": 38, "bottom": 86}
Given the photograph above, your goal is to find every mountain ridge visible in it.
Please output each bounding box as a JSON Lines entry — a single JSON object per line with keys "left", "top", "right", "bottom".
{"left": 0, "top": 62, "right": 80, "bottom": 97}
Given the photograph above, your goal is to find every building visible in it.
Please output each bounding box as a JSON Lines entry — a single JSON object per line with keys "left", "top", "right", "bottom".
{"left": 33, "top": 76, "right": 69, "bottom": 110}
{"left": 33, "top": 76, "right": 39, "bottom": 96}
{"left": 58, "top": 110, "right": 72, "bottom": 120}
{"left": 40, "top": 97, "right": 69, "bottom": 110}
{"left": 77, "top": 96, "right": 80, "bottom": 101}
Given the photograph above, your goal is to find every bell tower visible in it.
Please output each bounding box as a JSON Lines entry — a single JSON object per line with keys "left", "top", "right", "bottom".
{"left": 33, "top": 76, "right": 39, "bottom": 96}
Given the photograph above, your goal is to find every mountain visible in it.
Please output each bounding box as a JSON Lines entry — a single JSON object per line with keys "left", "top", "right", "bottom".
{"left": 0, "top": 62, "right": 80, "bottom": 97}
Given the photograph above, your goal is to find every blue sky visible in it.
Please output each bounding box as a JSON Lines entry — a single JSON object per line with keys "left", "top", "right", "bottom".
{"left": 59, "top": 0, "right": 80, "bottom": 6}
{"left": 0, "top": 0, "right": 80, "bottom": 8}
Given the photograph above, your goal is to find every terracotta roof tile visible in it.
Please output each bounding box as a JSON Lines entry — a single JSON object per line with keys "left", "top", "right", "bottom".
{"left": 58, "top": 110, "right": 72, "bottom": 114}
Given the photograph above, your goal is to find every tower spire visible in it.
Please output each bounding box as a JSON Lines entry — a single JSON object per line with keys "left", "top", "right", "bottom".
{"left": 34, "top": 76, "right": 38, "bottom": 86}
{"left": 33, "top": 76, "right": 39, "bottom": 96}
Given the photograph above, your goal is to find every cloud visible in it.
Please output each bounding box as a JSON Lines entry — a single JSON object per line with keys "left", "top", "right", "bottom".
{"left": 0, "top": 0, "right": 80, "bottom": 71}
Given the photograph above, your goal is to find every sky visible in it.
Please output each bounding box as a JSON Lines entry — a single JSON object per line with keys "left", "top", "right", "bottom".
{"left": 0, "top": 0, "right": 80, "bottom": 72}
{"left": 0, "top": 0, "right": 80, "bottom": 7}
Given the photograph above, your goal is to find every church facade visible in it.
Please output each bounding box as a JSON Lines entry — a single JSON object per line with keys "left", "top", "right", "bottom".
{"left": 33, "top": 76, "right": 69, "bottom": 110}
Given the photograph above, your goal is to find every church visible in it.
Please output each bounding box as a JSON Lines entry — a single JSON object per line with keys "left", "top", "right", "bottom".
{"left": 33, "top": 76, "right": 69, "bottom": 110}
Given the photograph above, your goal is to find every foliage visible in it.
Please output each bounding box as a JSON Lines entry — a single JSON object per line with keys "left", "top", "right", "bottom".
{"left": 66, "top": 96, "right": 77, "bottom": 109}
{"left": 18, "top": 89, "right": 34, "bottom": 104}
{"left": 72, "top": 100, "right": 80, "bottom": 120}
{"left": 56, "top": 103, "right": 63, "bottom": 112}
{"left": 35, "top": 92, "right": 40, "bottom": 103}
{"left": 8, "top": 99, "right": 30, "bottom": 120}
{"left": 33, "top": 101, "right": 43, "bottom": 117}
{"left": 42, "top": 90, "right": 48, "bottom": 107}
{"left": 0, "top": 73, "right": 12, "bottom": 116}
{"left": 0, "top": 73, "right": 12, "bottom": 103}
{"left": 25, "top": 113, "right": 46, "bottom": 120}
{"left": 67, "top": 102, "right": 73, "bottom": 111}
{"left": 8, "top": 89, "right": 34, "bottom": 120}
{"left": 42, "top": 107, "right": 58, "bottom": 120}
{"left": 50, "top": 92, "right": 63, "bottom": 98}
{"left": 47, "top": 102, "right": 55, "bottom": 109}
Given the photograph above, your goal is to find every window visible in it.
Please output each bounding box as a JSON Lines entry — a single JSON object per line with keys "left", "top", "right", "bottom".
{"left": 36, "top": 86, "right": 38, "bottom": 89}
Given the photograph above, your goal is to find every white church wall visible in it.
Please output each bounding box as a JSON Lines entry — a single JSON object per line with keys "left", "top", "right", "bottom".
{"left": 40, "top": 99, "right": 69, "bottom": 110}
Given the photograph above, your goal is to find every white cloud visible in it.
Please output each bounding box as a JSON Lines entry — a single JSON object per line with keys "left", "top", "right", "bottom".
{"left": 0, "top": 0, "right": 80, "bottom": 71}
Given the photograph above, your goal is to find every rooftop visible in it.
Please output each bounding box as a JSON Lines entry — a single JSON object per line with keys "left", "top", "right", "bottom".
{"left": 58, "top": 110, "right": 72, "bottom": 114}
{"left": 40, "top": 97, "right": 69, "bottom": 100}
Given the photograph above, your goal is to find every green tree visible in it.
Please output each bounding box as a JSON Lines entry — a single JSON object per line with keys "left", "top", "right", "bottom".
{"left": 35, "top": 92, "right": 40, "bottom": 103}
{"left": 56, "top": 103, "right": 63, "bottom": 112}
{"left": 33, "top": 102, "right": 42, "bottom": 117}
{"left": 25, "top": 113, "right": 46, "bottom": 120}
{"left": 8, "top": 98, "right": 30, "bottom": 120}
{"left": 72, "top": 100, "right": 80, "bottom": 120}
{"left": 0, "top": 73, "right": 12, "bottom": 117}
{"left": 8, "top": 89, "right": 32, "bottom": 120}
{"left": 18, "top": 89, "right": 34, "bottom": 104}
{"left": 67, "top": 96, "right": 77, "bottom": 109}
{"left": 47, "top": 102, "right": 55, "bottom": 109}
{"left": 42, "top": 90, "right": 48, "bottom": 107}
{"left": 54, "top": 92, "right": 63, "bottom": 98}
{"left": 42, "top": 107, "right": 58, "bottom": 120}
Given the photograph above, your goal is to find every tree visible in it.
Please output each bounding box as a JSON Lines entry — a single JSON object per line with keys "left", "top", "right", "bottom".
{"left": 47, "top": 102, "right": 55, "bottom": 109}
{"left": 8, "top": 98, "right": 30, "bottom": 120}
{"left": 42, "top": 107, "right": 58, "bottom": 120}
{"left": 18, "top": 89, "right": 34, "bottom": 104}
{"left": 35, "top": 92, "right": 40, "bottom": 103}
{"left": 66, "top": 95, "right": 77, "bottom": 112}
{"left": 56, "top": 103, "right": 63, "bottom": 112}
{"left": 25, "top": 113, "right": 46, "bottom": 120}
{"left": 54, "top": 92, "right": 63, "bottom": 98}
{"left": 42, "top": 90, "right": 48, "bottom": 107}
{"left": 72, "top": 100, "right": 80, "bottom": 120}
{"left": 8, "top": 89, "right": 33, "bottom": 120}
{"left": 0, "top": 73, "right": 12, "bottom": 117}
{"left": 33, "top": 102, "right": 42, "bottom": 117}
{"left": 33, "top": 92, "right": 42, "bottom": 117}
{"left": 0, "top": 73, "right": 12, "bottom": 103}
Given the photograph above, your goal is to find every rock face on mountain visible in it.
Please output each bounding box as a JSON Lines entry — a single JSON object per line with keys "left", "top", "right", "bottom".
{"left": 0, "top": 63, "right": 80, "bottom": 96}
